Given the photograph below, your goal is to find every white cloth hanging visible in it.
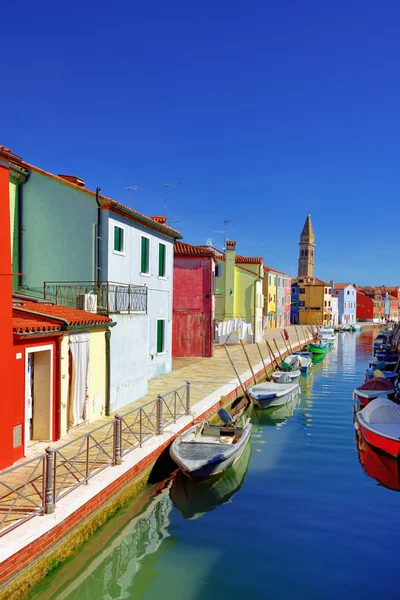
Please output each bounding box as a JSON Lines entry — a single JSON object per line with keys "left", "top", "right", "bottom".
{"left": 69, "top": 332, "right": 90, "bottom": 427}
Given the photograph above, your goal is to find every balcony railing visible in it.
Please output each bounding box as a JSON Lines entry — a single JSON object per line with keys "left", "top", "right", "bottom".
{"left": 43, "top": 281, "right": 147, "bottom": 315}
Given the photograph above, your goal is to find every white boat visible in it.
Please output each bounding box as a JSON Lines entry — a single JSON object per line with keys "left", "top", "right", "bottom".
{"left": 248, "top": 380, "right": 300, "bottom": 410}
{"left": 319, "top": 326, "right": 334, "bottom": 335}
{"left": 351, "top": 324, "right": 363, "bottom": 331}
{"left": 318, "top": 333, "right": 335, "bottom": 342}
{"left": 272, "top": 369, "right": 301, "bottom": 382}
{"left": 282, "top": 353, "right": 312, "bottom": 373}
{"left": 169, "top": 409, "right": 252, "bottom": 480}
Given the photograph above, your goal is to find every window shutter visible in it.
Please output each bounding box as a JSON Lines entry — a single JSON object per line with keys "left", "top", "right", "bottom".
{"left": 159, "top": 243, "right": 166, "bottom": 277}
{"left": 157, "top": 320, "right": 164, "bottom": 353}
{"left": 141, "top": 237, "right": 149, "bottom": 273}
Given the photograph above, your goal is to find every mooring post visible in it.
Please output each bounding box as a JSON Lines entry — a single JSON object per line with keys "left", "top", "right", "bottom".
{"left": 273, "top": 338, "right": 284, "bottom": 366}
{"left": 240, "top": 339, "right": 257, "bottom": 384}
{"left": 256, "top": 342, "right": 269, "bottom": 379}
{"left": 223, "top": 344, "right": 249, "bottom": 399}
{"left": 113, "top": 415, "right": 122, "bottom": 465}
{"left": 294, "top": 326, "right": 301, "bottom": 348}
{"left": 157, "top": 395, "right": 163, "bottom": 435}
{"left": 186, "top": 381, "right": 191, "bottom": 415}
{"left": 44, "top": 447, "right": 55, "bottom": 514}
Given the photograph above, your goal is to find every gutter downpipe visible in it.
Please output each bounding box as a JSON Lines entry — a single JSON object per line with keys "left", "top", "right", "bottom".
{"left": 95, "top": 187, "right": 101, "bottom": 286}
{"left": 17, "top": 174, "right": 29, "bottom": 289}
{"left": 105, "top": 329, "right": 111, "bottom": 416}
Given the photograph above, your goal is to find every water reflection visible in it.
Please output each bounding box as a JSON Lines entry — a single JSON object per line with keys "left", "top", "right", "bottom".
{"left": 170, "top": 442, "right": 251, "bottom": 520}
{"left": 356, "top": 431, "right": 400, "bottom": 492}
{"left": 252, "top": 393, "right": 300, "bottom": 428}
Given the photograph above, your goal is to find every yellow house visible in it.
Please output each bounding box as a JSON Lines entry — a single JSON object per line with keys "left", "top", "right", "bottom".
{"left": 214, "top": 241, "right": 264, "bottom": 342}
{"left": 295, "top": 276, "right": 332, "bottom": 325}
{"left": 263, "top": 266, "right": 278, "bottom": 328}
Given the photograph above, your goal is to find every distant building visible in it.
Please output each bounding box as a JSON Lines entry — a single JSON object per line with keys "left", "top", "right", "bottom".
{"left": 331, "top": 283, "right": 356, "bottom": 325}
{"left": 298, "top": 213, "right": 316, "bottom": 277}
{"left": 291, "top": 276, "right": 332, "bottom": 325}
{"left": 263, "top": 267, "right": 277, "bottom": 328}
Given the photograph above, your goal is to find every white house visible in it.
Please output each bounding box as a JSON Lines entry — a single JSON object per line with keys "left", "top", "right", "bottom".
{"left": 330, "top": 295, "right": 339, "bottom": 327}
{"left": 12, "top": 157, "right": 181, "bottom": 412}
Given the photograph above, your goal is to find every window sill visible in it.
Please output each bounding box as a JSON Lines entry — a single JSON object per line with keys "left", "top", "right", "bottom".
{"left": 158, "top": 276, "right": 167, "bottom": 280}
{"left": 113, "top": 250, "right": 125, "bottom": 256}
{"left": 140, "top": 272, "right": 151, "bottom": 277}
{"left": 156, "top": 351, "right": 166, "bottom": 356}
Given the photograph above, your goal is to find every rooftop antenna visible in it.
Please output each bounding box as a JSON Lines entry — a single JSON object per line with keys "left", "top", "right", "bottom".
{"left": 214, "top": 219, "right": 234, "bottom": 251}
{"left": 164, "top": 182, "right": 181, "bottom": 217}
{"left": 126, "top": 184, "right": 139, "bottom": 208}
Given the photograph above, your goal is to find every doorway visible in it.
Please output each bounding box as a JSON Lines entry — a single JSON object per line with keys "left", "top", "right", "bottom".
{"left": 25, "top": 346, "right": 53, "bottom": 454}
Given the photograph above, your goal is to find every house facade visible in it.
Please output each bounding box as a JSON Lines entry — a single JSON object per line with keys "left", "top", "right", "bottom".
{"left": 7, "top": 150, "right": 181, "bottom": 412}
{"left": 292, "top": 276, "right": 332, "bottom": 325}
{"left": 331, "top": 283, "right": 356, "bottom": 325}
{"left": 276, "top": 272, "right": 291, "bottom": 328}
{"left": 172, "top": 242, "right": 215, "bottom": 357}
{"left": 263, "top": 267, "right": 277, "bottom": 328}
{"left": 214, "top": 241, "right": 264, "bottom": 343}
{"left": 331, "top": 295, "right": 339, "bottom": 327}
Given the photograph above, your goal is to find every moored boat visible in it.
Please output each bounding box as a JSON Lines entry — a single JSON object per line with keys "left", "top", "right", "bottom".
{"left": 248, "top": 380, "right": 300, "bottom": 410}
{"left": 364, "top": 368, "right": 398, "bottom": 385}
{"left": 355, "top": 396, "right": 400, "bottom": 458}
{"left": 356, "top": 430, "right": 400, "bottom": 492}
{"left": 307, "top": 342, "right": 327, "bottom": 356}
{"left": 353, "top": 376, "right": 396, "bottom": 411}
{"left": 282, "top": 353, "right": 312, "bottom": 373}
{"left": 169, "top": 409, "right": 252, "bottom": 480}
{"left": 351, "top": 324, "right": 363, "bottom": 332}
{"left": 272, "top": 369, "right": 301, "bottom": 382}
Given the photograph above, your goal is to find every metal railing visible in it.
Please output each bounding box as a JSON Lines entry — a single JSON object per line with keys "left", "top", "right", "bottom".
{"left": 0, "top": 383, "right": 190, "bottom": 536}
{"left": 43, "top": 281, "right": 148, "bottom": 315}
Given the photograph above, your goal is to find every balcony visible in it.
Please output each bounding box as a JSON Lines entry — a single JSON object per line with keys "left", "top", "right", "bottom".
{"left": 43, "top": 281, "right": 147, "bottom": 315}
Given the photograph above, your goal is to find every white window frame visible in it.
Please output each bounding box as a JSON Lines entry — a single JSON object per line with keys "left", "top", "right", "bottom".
{"left": 113, "top": 224, "right": 126, "bottom": 256}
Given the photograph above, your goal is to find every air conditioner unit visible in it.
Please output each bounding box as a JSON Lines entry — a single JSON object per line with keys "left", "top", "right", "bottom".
{"left": 76, "top": 293, "right": 98, "bottom": 313}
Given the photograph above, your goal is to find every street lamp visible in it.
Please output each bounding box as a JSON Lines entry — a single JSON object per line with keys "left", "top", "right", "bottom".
{"left": 164, "top": 182, "right": 181, "bottom": 217}
{"left": 126, "top": 185, "right": 139, "bottom": 208}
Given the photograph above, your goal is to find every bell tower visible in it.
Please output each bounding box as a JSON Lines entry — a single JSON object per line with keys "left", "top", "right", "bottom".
{"left": 298, "top": 213, "right": 316, "bottom": 277}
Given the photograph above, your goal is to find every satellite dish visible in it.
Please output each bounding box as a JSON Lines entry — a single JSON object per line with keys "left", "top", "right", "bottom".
{"left": 206, "top": 238, "right": 213, "bottom": 247}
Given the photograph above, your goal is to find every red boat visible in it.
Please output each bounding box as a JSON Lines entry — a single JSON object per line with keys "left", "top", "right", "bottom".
{"left": 356, "top": 431, "right": 400, "bottom": 491}
{"left": 355, "top": 396, "right": 400, "bottom": 458}
{"left": 353, "top": 376, "right": 395, "bottom": 411}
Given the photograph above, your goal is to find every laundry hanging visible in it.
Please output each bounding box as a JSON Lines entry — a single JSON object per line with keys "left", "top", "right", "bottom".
{"left": 69, "top": 332, "right": 90, "bottom": 427}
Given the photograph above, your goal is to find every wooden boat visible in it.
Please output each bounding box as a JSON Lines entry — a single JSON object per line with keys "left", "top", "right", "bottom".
{"left": 169, "top": 409, "right": 252, "bottom": 480}
{"left": 307, "top": 342, "right": 327, "bottom": 356}
{"left": 351, "top": 324, "right": 363, "bottom": 332}
{"left": 319, "top": 326, "right": 334, "bottom": 335}
{"left": 353, "top": 376, "right": 395, "bottom": 410}
{"left": 282, "top": 353, "right": 312, "bottom": 373}
{"left": 272, "top": 369, "right": 301, "bottom": 382}
{"left": 355, "top": 396, "right": 400, "bottom": 458}
{"left": 293, "top": 349, "right": 313, "bottom": 359}
{"left": 318, "top": 333, "right": 335, "bottom": 342}
{"left": 364, "top": 368, "right": 398, "bottom": 385}
{"left": 248, "top": 379, "right": 300, "bottom": 410}
{"left": 170, "top": 442, "right": 251, "bottom": 520}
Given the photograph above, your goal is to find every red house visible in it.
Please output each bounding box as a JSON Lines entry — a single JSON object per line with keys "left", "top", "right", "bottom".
{"left": 173, "top": 242, "right": 215, "bottom": 357}
{"left": 357, "top": 291, "right": 373, "bottom": 321}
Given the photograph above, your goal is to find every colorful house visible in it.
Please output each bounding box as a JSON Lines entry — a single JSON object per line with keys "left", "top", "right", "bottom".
{"left": 276, "top": 272, "right": 291, "bottom": 328}
{"left": 172, "top": 242, "right": 215, "bottom": 357}
{"left": 331, "top": 283, "right": 356, "bottom": 325}
{"left": 6, "top": 148, "right": 181, "bottom": 412}
{"left": 263, "top": 267, "right": 277, "bottom": 328}
{"left": 13, "top": 298, "right": 113, "bottom": 460}
{"left": 356, "top": 289, "right": 385, "bottom": 323}
{"left": 291, "top": 276, "right": 332, "bottom": 325}
{"left": 214, "top": 241, "right": 264, "bottom": 343}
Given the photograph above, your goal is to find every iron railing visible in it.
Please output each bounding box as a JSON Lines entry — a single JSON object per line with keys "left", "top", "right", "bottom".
{"left": 0, "top": 383, "right": 190, "bottom": 537}
{"left": 43, "top": 281, "right": 147, "bottom": 315}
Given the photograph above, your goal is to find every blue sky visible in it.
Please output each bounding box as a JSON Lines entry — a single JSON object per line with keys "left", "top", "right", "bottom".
{"left": 2, "top": 1, "right": 400, "bottom": 285}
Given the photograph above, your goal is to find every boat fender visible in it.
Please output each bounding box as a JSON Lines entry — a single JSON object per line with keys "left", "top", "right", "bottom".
{"left": 218, "top": 408, "right": 235, "bottom": 426}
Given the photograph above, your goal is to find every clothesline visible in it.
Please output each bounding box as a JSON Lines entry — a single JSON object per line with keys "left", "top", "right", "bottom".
{"left": 215, "top": 317, "right": 253, "bottom": 340}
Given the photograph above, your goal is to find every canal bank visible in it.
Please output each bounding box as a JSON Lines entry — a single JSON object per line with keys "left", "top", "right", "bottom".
{"left": 0, "top": 326, "right": 313, "bottom": 600}
{"left": 24, "top": 329, "right": 400, "bottom": 600}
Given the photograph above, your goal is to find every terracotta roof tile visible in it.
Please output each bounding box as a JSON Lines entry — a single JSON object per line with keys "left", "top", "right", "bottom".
{"left": 174, "top": 242, "right": 215, "bottom": 256}
{"left": 13, "top": 301, "right": 112, "bottom": 333}
{"left": 235, "top": 255, "right": 263, "bottom": 264}
{"left": 333, "top": 283, "right": 353, "bottom": 290}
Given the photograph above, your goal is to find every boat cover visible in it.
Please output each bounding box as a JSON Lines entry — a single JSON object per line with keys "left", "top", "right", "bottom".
{"left": 361, "top": 396, "right": 400, "bottom": 424}
{"left": 359, "top": 377, "right": 394, "bottom": 391}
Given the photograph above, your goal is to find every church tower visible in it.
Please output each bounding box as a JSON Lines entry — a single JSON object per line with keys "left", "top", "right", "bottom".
{"left": 298, "top": 213, "right": 316, "bottom": 277}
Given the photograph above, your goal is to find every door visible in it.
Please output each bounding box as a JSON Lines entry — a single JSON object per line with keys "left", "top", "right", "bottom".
{"left": 25, "top": 348, "right": 52, "bottom": 451}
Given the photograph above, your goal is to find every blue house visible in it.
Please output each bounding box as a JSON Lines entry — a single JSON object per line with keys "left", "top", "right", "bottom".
{"left": 290, "top": 281, "right": 300, "bottom": 324}
{"left": 332, "top": 283, "right": 357, "bottom": 325}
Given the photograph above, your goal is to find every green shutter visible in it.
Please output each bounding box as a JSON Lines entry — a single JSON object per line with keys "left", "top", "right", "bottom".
{"left": 158, "top": 243, "right": 166, "bottom": 277}
{"left": 114, "top": 227, "right": 124, "bottom": 252}
{"left": 157, "top": 320, "right": 164, "bottom": 353}
{"left": 141, "top": 237, "right": 149, "bottom": 273}
{"left": 114, "top": 227, "right": 119, "bottom": 251}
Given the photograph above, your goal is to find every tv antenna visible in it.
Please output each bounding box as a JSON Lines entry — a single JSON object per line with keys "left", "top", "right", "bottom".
{"left": 214, "top": 219, "right": 234, "bottom": 251}
{"left": 126, "top": 184, "right": 139, "bottom": 208}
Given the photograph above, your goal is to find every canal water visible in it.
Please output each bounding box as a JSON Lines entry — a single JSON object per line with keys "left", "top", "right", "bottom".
{"left": 26, "top": 330, "right": 400, "bottom": 600}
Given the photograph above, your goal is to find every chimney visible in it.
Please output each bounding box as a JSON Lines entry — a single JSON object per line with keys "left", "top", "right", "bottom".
{"left": 330, "top": 280, "right": 334, "bottom": 291}
{"left": 58, "top": 174, "right": 85, "bottom": 187}
{"left": 224, "top": 241, "right": 236, "bottom": 318}
{"left": 150, "top": 216, "right": 167, "bottom": 226}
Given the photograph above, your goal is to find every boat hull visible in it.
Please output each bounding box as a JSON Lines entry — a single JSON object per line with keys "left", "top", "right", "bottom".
{"left": 249, "top": 386, "right": 299, "bottom": 410}
{"left": 170, "top": 423, "right": 252, "bottom": 480}
{"left": 355, "top": 416, "right": 400, "bottom": 458}
{"left": 308, "top": 343, "right": 327, "bottom": 355}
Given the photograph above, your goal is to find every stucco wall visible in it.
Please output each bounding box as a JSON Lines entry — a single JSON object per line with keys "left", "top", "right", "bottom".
{"left": 9, "top": 178, "right": 18, "bottom": 290}
{"left": 22, "top": 171, "right": 97, "bottom": 292}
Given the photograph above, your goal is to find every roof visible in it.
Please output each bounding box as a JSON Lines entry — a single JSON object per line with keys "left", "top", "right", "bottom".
{"left": 294, "top": 277, "right": 329, "bottom": 286}
{"left": 174, "top": 241, "right": 215, "bottom": 256}
{"left": 13, "top": 300, "right": 112, "bottom": 334}
{"left": 300, "top": 214, "right": 315, "bottom": 243}
{"left": 4, "top": 148, "right": 181, "bottom": 240}
{"left": 333, "top": 283, "right": 353, "bottom": 290}
{"left": 235, "top": 255, "right": 263, "bottom": 264}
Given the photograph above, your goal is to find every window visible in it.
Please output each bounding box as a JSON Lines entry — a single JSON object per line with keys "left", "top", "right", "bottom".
{"left": 299, "top": 301, "right": 305, "bottom": 307}
{"left": 141, "top": 236, "right": 150, "bottom": 274}
{"left": 328, "top": 288, "right": 331, "bottom": 294}
{"left": 324, "top": 300, "right": 327, "bottom": 307}
{"left": 157, "top": 319, "right": 165, "bottom": 353}
{"left": 158, "top": 243, "right": 166, "bottom": 277}
{"left": 269, "top": 275, "right": 271, "bottom": 285}
{"left": 292, "top": 287, "right": 296, "bottom": 294}
{"left": 299, "top": 288, "right": 305, "bottom": 294}
{"left": 347, "top": 290, "right": 350, "bottom": 295}
{"left": 215, "top": 264, "right": 221, "bottom": 277}
{"left": 113, "top": 226, "right": 124, "bottom": 254}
